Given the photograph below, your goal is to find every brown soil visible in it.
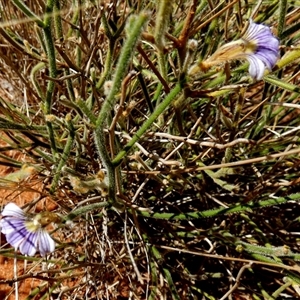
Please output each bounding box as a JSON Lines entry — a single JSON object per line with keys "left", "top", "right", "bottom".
{"left": 0, "top": 135, "right": 57, "bottom": 299}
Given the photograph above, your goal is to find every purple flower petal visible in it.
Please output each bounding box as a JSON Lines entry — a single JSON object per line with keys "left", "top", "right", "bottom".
{"left": 1, "top": 218, "right": 26, "bottom": 234}
{"left": 245, "top": 20, "right": 270, "bottom": 41}
{"left": 19, "top": 232, "right": 39, "bottom": 256}
{"left": 1, "top": 203, "right": 26, "bottom": 219}
{"left": 1, "top": 203, "right": 56, "bottom": 256}
{"left": 243, "top": 20, "right": 279, "bottom": 79}
{"left": 247, "top": 55, "right": 266, "bottom": 80}
{"left": 5, "top": 226, "right": 29, "bottom": 250}
{"left": 254, "top": 50, "right": 277, "bottom": 70}
{"left": 38, "top": 230, "right": 56, "bottom": 256}
{"left": 198, "top": 20, "right": 280, "bottom": 80}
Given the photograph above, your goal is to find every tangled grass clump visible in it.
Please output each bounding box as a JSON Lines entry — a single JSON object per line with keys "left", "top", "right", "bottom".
{"left": 0, "top": 0, "right": 300, "bottom": 299}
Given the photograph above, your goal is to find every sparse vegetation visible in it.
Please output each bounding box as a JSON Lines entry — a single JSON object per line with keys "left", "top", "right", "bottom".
{"left": 0, "top": 0, "right": 300, "bottom": 299}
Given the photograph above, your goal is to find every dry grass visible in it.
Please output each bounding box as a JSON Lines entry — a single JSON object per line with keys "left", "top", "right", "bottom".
{"left": 0, "top": 0, "right": 300, "bottom": 299}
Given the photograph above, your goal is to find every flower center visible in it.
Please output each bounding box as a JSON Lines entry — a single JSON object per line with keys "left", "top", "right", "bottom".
{"left": 240, "top": 38, "right": 258, "bottom": 54}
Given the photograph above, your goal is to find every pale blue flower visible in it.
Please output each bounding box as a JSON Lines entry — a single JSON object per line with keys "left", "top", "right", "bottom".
{"left": 242, "top": 20, "right": 280, "bottom": 80}
{"left": 0, "top": 203, "right": 56, "bottom": 256}
{"left": 191, "top": 20, "right": 280, "bottom": 80}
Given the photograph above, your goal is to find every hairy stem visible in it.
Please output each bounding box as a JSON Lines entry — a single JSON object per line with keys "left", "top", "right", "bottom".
{"left": 94, "top": 12, "right": 149, "bottom": 205}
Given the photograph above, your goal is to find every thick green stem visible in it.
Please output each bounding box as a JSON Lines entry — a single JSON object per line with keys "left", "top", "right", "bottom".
{"left": 94, "top": 12, "right": 149, "bottom": 205}
{"left": 154, "top": 0, "right": 172, "bottom": 51}
{"left": 43, "top": 0, "right": 58, "bottom": 156}
{"left": 96, "top": 12, "right": 149, "bottom": 128}
{"left": 53, "top": 0, "right": 63, "bottom": 40}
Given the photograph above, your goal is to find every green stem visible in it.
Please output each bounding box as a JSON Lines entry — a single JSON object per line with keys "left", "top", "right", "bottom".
{"left": 95, "top": 12, "right": 149, "bottom": 128}
{"left": 67, "top": 0, "right": 79, "bottom": 38}
{"left": 157, "top": 52, "right": 167, "bottom": 82}
{"left": 49, "top": 115, "right": 75, "bottom": 194}
{"left": 30, "top": 62, "right": 46, "bottom": 100}
{"left": 96, "top": 13, "right": 115, "bottom": 90}
{"left": 137, "top": 70, "right": 153, "bottom": 112}
{"left": 94, "top": 12, "right": 149, "bottom": 204}
{"left": 151, "top": 246, "right": 180, "bottom": 300}
{"left": 112, "top": 82, "right": 183, "bottom": 166}
{"left": 271, "top": 281, "right": 292, "bottom": 298}
{"left": 96, "top": 39, "right": 115, "bottom": 90}
{"left": 10, "top": 0, "right": 58, "bottom": 156}
{"left": 154, "top": 0, "right": 172, "bottom": 81}
{"left": 257, "top": 281, "right": 275, "bottom": 300}
{"left": 11, "top": 0, "right": 45, "bottom": 28}
{"left": 64, "top": 201, "right": 110, "bottom": 222}
{"left": 275, "top": 48, "right": 300, "bottom": 70}
{"left": 154, "top": 0, "right": 172, "bottom": 51}
{"left": 53, "top": 0, "right": 63, "bottom": 40}
{"left": 137, "top": 193, "right": 300, "bottom": 220}
{"left": 76, "top": 98, "right": 97, "bottom": 124}
{"left": 0, "top": 119, "right": 50, "bottom": 131}
{"left": 281, "top": 21, "right": 300, "bottom": 40}
{"left": 43, "top": 0, "right": 58, "bottom": 156}
{"left": 264, "top": 76, "right": 300, "bottom": 93}
{"left": 237, "top": 241, "right": 300, "bottom": 260}
{"left": 278, "top": 0, "right": 287, "bottom": 39}
{"left": 94, "top": 126, "right": 116, "bottom": 204}
{"left": 52, "top": 0, "right": 76, "bottom": 103}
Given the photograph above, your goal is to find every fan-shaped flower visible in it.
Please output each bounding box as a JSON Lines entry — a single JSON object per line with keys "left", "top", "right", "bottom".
{"left": 0, "top": 203, "right": 58, "bottom": 256}
{"left": 190, "top": 20, "right": 280, "bottom": 80}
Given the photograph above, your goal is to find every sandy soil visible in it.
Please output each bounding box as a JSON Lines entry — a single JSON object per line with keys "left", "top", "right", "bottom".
{"left": 0, "top": 135, "right": 57, "bottom": 299}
